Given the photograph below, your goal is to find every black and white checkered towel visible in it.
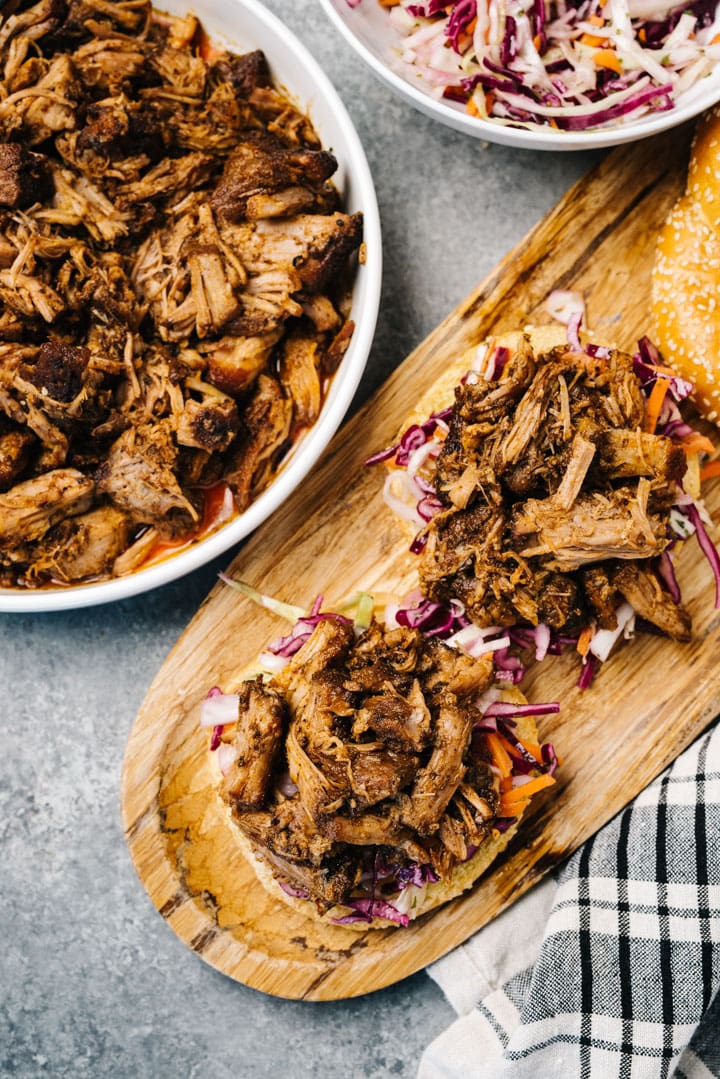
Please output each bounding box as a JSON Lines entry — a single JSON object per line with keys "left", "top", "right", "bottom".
{"left": 420, "top": 722, "right": 720, "bottom": 1079}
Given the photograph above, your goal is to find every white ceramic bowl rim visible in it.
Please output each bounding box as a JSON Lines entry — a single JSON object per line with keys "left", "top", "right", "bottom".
{"left": 0, "top": 0, "right": 382, "bottom": 612}
{"left": 319, "top": 0, "right": 720, "bottom": 151}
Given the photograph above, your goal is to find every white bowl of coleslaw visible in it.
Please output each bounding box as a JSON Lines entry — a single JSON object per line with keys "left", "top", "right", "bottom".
{"left": 319, "top": 0, "right": 720, "bottom": 150}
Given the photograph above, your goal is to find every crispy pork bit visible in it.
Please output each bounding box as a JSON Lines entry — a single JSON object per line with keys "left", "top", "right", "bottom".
{"left": 175, "top": 393, "right": 239, "bottom": 453}
{"left": 0, "top": 144, "right": 52, "bottom": 208}
{"left": 418, "top": 336, "right": 691, "bottom": 639}
{"left": 210, "top": 131, "right": 337, "bottom": 223}
{"left": 0, "top": 3, "right": 362, "bottom": 587}
{"left": 24, "top": 341, "right": 90, "bottom": 403}
{"left": 0, "top": 419, "right": 35, "bottom": 490}
{"left": 222, "top": 618, "right": 497, "bottom": 911}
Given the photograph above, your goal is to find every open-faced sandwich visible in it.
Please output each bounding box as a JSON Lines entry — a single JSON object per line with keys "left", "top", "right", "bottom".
{"left": 200, "top": 586, "right": 559, "bottom": 929}
{"left": 368, "top": 322, "right": 720, "bottom": 688}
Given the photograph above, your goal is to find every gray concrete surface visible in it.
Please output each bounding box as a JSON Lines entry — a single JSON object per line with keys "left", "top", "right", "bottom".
{"left": 0, "top": 2, "right": 601, "bottom": 1076}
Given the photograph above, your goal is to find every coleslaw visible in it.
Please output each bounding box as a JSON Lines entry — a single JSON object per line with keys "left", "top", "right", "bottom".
{"left": 350, "top": 0, "right": 720, "bottom": 131}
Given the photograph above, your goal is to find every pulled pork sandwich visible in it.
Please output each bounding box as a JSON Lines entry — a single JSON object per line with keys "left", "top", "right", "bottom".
{"left": 0, "top": 0, "right": 362, "bottom": 588}
{"left": 369, "top": 323, "right": 720, "bottom": 689}
{"left": 200, "top": 586, "right": 559, "bottom": 929}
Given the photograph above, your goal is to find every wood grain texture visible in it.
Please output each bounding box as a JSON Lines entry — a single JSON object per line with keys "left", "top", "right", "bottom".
{"left": 121, "top": 123, "right": 720, "bottom": 1001}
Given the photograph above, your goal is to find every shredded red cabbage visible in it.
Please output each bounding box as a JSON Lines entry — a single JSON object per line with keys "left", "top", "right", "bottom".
{"left": 656, "top": 551, "right": 681, "bottom": 604}
{"left": 483, "top": 700, "right": 560, "bottom": 719}
{"left": 445, "top": 0, "right": 477, "bottom": 52}
{"left": 267, "top": 607, "right": 353, "bottom": 658}
{"left": 395, "top": 597, "right": 468, "bottom": 638}
{"left": 209, "top": 725, "right": 223, "bottom": 752}
{"left": 542, "top": 742, "right": 559, "bottom": 778}
{"left": 364, "top": 409, "right": 452, "bottom": 469}
{"left": 409, "top": 531, "right": 429, "bottom": 554}
{"left": 417, "top": 494, "right": 444, "bottom": 521}
{"left": 682, "top": 504, "right": 720, "bottom": 608}
{"left": 395, "top": 863, "right": 439, "bottom": 890}
{"left": 333, "top": 898, "right": 410, "bottom": 927}
{"left": 492, "top": 646, "right": 525, "bottom": 683}
{"left": 406, "top": 0, "right": 447, "bottom": 15}
{"left": 556, "top": 84, "right": 674, "bottom": 131}
{"left": 633, "top": 336, "right": 693, "bottom": 401}
{"left": 585, "top": 343, "right": 612, "bottom": 360}
{"left": 494, "top": 817, "right": 517, "bottom": 833}
{"left": 577, "top": 653, "right": 599, "bottom": 690}
{"left": 486, "top": 345, "right": 510, "bottom": 381}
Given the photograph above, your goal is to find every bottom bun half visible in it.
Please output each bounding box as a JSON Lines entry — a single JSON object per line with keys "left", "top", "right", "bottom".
{"left": 225, "top": 713, "right": 541, "bottom": 931}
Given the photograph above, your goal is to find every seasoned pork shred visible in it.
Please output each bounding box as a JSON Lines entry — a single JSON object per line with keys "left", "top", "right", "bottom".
{"left": 219, "top": 618, "right": 499, "bottom": 910}
{"left": 0, "top": 0, "right": 362, "bottom": 586}
{"left": 418, "top": 336, "right": 692, "bottom": 640}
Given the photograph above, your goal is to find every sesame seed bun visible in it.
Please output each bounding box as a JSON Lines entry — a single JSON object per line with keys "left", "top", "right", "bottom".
{"left": 652, "top": 107, "right": 720, "bottom": 425}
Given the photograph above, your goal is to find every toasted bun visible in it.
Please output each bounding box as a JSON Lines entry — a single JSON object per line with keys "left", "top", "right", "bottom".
{"left": 225, "top": 711, "right": 542, "bottom": 931}
{"left": 652, "top": 107, "right": 720, "bottom": 425}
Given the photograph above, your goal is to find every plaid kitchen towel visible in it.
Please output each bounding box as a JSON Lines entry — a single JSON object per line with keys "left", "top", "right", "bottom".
{"left": 419, "top": 721, "right": 720, "bottom": 1079}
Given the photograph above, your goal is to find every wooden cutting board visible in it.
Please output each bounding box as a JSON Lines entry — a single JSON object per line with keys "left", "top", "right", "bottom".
{"left": 121, "top": 123, "right": 720, "bottom": 1001}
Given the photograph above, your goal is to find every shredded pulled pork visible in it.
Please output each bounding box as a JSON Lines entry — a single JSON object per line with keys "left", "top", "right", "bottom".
{"left": 417, "top": 336, "right": 691, "bottom": 640}
{"left": 0, "top": 1, "right": 362, "bottom": 587}
{"left": 217, "top": 617, "right": 501, "bottom": 912}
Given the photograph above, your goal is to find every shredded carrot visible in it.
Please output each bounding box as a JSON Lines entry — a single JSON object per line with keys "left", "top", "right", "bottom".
{"left": 500, "top": 776, "right": 514, "bottom": 793}
{"left": 589, "top": 13, "right": 605, "bottom": 24}
{"left": 580, "top": 31, "right": 605, "bottom": 46}
{"left": 701, "top": 460, "right": 720, "bottom": 481}
{"left": 502, "top": 773, "right": 557, "bottom": 805}
{"left": 466, "top": 15, "right": 478, "bottom": 33}
{"left": 498, "top": 732, "right": 543, "bottom": 764}
{"left": 712, "top": 31, "right": 720, "bottom": 43}
{"left": 593, "top": 49, "right": 622, "bottom": 73}
{"left": 643, "top": 377, "right": 669, "bottom": 433}
{"left": 680, "top": 432, "right": 716, "bottom": 456}
{"left": 486, "top": 733, "right": 513, "bottom": 779}
{"left": 499, "top": 799, "right": 531, "bottom": 817}
{"left": 577, "top": 625, "right": 594, "bottom": 658}
{"left": 549, "top": 117, "right": 559, "bottom": 129}
{"left": 638, "top": 27, "right": 647, "bottom": 41}
{"left": 466, "top": 96, "right": 481, "bottom": 117}
{"left": 533, "top": 33, "right": 543, "bottom": 49}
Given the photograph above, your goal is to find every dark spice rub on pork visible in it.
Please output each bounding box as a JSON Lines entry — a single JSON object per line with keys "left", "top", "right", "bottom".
{"left": 414, "top": 332, "right": 692, "bottom": 640}
{"left": 0, "top": 0, "right": 362, "bottom": 587}
{"left": 216, "top": 616, "right": 516, "bottom": 916}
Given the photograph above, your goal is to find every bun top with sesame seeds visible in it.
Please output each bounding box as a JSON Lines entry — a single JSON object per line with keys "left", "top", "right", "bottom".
{"left": 652, "top": 106, "right": 720, "bottom": 427}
